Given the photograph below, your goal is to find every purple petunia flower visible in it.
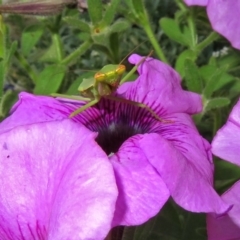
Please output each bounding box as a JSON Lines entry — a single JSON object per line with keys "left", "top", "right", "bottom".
{"left": 184, "top": 0, "right": 240, "bottom": 50}
{"left": 209, "top": 99, "right": 240, "bottom": 240}
{"left": 0, "top": 54, "right": 230, "bottom": 239}
{"left": 207, "top": 181, "right": 240, "bottom": 240}
{"left": 0, "top": 118, "right": 118, "bottom": 239}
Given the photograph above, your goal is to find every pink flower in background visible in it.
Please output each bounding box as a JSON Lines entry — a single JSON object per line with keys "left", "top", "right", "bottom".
{"left": 211, "top": 99, "right": 240, "bottom": 167}
{"left": 184, "top": 0, "right": 208, "bottom": 6}
{"left": 0, "top": 55, "right": 230, "bottom": 239}
{"left": 184, "top": 0, "right": 240, "bottom": 50}
{"left": 209, "top": 99, "right": 240, "bottom": 239}
{"left": 207, "top": 182, "right": 240, "bottom": 240}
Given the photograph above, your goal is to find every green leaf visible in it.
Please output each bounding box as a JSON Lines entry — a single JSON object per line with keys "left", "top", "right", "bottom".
{"left": 91, "top": 29, "right": 110, "bottom": 47}
{"left": 21, "top": 24, "right": 44, "bottom": 56}
{"left": 217, "top": 51, "right": 240, "bottom": 69}
{"left": 110, "top": 19, "right": 130, "bottom": 34}
{"left": 175, "top": 49, "right": 196, "bottom": 78}
{"left": 40, "top": 43, "right": 59, "bottom": 63}
{"left": 4, "top": 41, "right": 17, "bottom": 70}
{"left": 0, "top": 60, "right": 4, "bottom": 99}
{"left": 229, "top": 79, "right": 240, "bottom": 99}
{"left": 14, "top": 51, "right": 38, "bottom": 84}
{"left": 200, "top": 65, "right": 234, "bottom": 98}
{"left": 63, "top": 17, "right": 90, "bottom": 33}
{"left": 215, "top": 159, "right": 240, "bottom": 193}
{"left": 184, "top": 59, "right": 203, "bottom": 93}
{"left": 123, "top": 0, "right": 137, "bottom": 17}
{"left": 0, "top": 90, "right": 18, "bottom": 117}
{"left": 132, "top": 0, "right": 145, "bottom": 16}
{"left": 216, "top": 157, "right": 239, "bottom": 179}
{"left": 102, "top": 0, "right": 121, "bottom": 26}
{"left": 160, "top": 18, "right": 191, "bottom": 46}
{"left": 205, "top": 97, "right": 230, "bottom": 112}
{"left": 0, "top": 24, "right": 6, "bottom": 60}
{"left": 78, "top": 32, "right": 91, "bottom": 41}
{"left": 109, "top": 32, "right": 120, "bottom": 63}
{"left": 202, "top": 67, "right": 228, "bottom": 98}
{"left": 39, "top": 33, "right": 64, "bottom": 63}
{"left": 87, "top": 0, "right": 103, "bottom": 26}
{"left": 0, "top": 31, "right": 5, "bottom": 97}
{"left": 34, "top": 64, "right": 66, "bottom": 95}
{"left": 180, "top": 213, "right": 207, "bottom": 240}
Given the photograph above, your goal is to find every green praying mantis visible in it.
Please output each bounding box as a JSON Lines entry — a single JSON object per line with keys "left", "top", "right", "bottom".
{"left": 52, "top": 51, "right": 171, "bottom": 123}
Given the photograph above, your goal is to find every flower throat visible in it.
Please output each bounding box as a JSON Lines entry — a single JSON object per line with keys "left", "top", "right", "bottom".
{"left": 78, "top": 99, "right": 157, "bottom": 155}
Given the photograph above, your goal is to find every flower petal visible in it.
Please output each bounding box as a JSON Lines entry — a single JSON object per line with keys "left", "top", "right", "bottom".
{"left": 160, "top": 113, "right": 213, "bottom": 181}
{"left": 0, "top": 120, "right": 117, "bottom": 240}
{"left": 118, "top": 54, "right": 202, "bottom": 117}
{"left": 138, "top": 133, "right": 230, "bottom": 214}
{"left": 110, "top": 135, "right": 170, "bottom": 226}
{"left": 207, "top": 181, "right": 240, "bottom": 240}
{"left": 184, "top": 0, "right": 208, "bottom": 6}
{"left": 0, "top": 92, "right": 72, "bottom": 134}
{"left": 212, "top": 99, "right": 240, "bottom": 166}
{"left": 207, "top": 0, "right": 240, "bottom": 50}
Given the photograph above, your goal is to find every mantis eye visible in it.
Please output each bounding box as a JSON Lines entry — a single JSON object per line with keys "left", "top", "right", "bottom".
{"left": 116, "top": 65, "right": 126, "bottom": 75}
{"left": 94, "top": 72, "right": 105, "bottom": 82}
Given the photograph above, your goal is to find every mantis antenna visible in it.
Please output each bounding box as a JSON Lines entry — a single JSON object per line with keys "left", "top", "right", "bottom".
{"left": 118, "top": 39, "right": 149, "bottom": 66}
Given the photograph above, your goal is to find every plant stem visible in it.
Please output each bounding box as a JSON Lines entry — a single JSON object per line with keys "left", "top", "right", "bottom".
{"left": 52, "top": 33, "right": 64, "bottom": 61}
{"left": 196, "top": 32, "right": 219, "bottom": 52}
{"left": 15, "top": 51, "right": 38, "bottom": 84}
{"left": 142, "top": 21, "right": 168, "bottom": 63}
{"left": 61, "top": 39, "right": 93, "bottom": 66}
{"left": 213, "top": 109, "right": 221, "bottom": 137}
{"left": 187, "top": 9, "right": 197, "bottom": 48}
{"left": 0, "top": 14, "right": 6, "bottom": 100}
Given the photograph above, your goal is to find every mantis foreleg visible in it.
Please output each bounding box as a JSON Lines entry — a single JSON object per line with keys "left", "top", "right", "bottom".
{"left": 105, "top": 95, "right": 173, "bottom": 123}
{"left": 51, "top": 93, "right": 99, "bottom": 118}
{"left": 69, "top": 98, "right": 100, "bottom": 118}
{"left": 51, "top": 93, "right": 92, "bottom": 102}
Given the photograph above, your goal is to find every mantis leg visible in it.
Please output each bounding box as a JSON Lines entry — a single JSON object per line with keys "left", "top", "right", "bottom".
{"left": 120, "top": 50, "right": 154, "bottom": 84}
{"left": 51, "top": 93, "right": 91, "bottom": 102}
{"left": 69, "top": 98, "right": 100, "bottom": 118}
{"left": 105, "top": 95, "right": 173, "bottom": 123}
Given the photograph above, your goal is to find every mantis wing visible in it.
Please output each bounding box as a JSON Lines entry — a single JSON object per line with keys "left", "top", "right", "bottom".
{"left": 78, "top": 76, "right": 95, "bottom": 92}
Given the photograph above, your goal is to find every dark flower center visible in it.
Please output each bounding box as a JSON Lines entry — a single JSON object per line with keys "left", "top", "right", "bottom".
{"left": 78, "top": 98, "right": 159, "bottom": 155}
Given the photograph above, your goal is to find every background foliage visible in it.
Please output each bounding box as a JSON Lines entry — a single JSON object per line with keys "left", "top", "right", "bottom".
{"left": 0, "top": 0, "right": 240, "bottom": 239}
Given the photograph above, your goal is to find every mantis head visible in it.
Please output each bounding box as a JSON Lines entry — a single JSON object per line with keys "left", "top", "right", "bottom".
{"left": 94, "top": 64, "right": 126, "bottom": 87}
